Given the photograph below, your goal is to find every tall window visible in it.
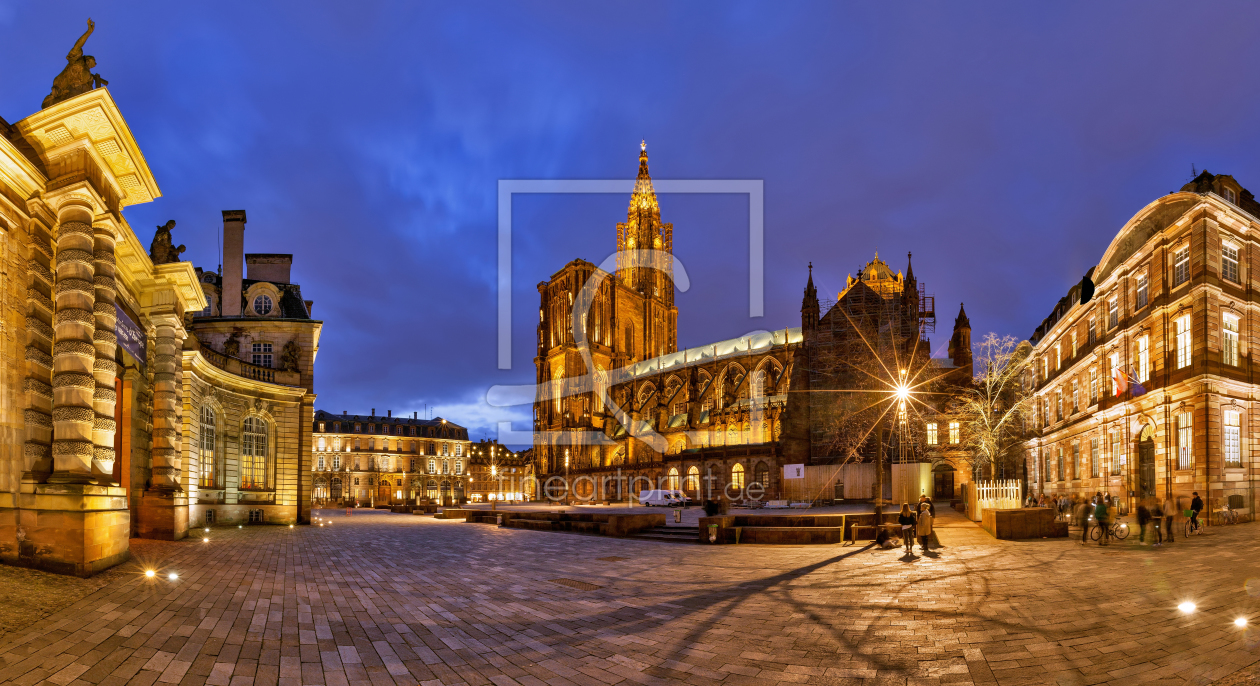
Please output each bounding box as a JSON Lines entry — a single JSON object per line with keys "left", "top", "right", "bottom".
{"left": 1071, "top": 443, "right": 1080, "bottom": 480}
{"left": 1137, "top": 336, "right": 1149, "bottom": 382}
{"left": 332, "top": 455, "right": 340, "bottom": 470}
{"left": 1135, "top": 273, "right": 1148, "bottom": 309}
{"left": 1090, "top": 438, "right": 1099, "bottom": 478}
{"left": 455, "top": 460, "right": 463, "bottom": 475}
{"left": 1055, "top": 344, "right": 1061, "bottom": 370}
{"left": 1174, "top": 247, "right": 1189, "bottom": 286}
{"left": 317, "top": 455, "right": 325, "bottom": 471}
{"left": 1223, "top": 315, "right": 1239, "bottom": 367}
{"left": 1087, "top": 318, "right": 1096, "bottom": 345}
{"left": 667, "top": 467, "right": 680, "bottom": 491}
{"left": 925, "top": 422, "right": 938, "bottom": 445}
{"left": 1089, "top": 368, "right": 1098, "bottom": 403}
{"left": 1055, "top": 390, "right": 1063, "bottom": 421}
{"left": 685, "top": 466, "right": 699, "bottom": 493}
{"left": 242, "top": 417, "right": 268, "bottom": 489}
{"left": 1109, "top": 353, "right": 1120, "bottom": 396}
{"left": 1108, "top": 298, "right": 1118, "bottom": 330}
{"left": 948, "top": 421, "right": 959, "bottom": 444}
{"left": 251, "top": 342, "right": 273, "bottom": 368}
{"left": 1110, "top": 431, "right": 1122, "bottom": 475}
{"left": 1056, "top": 448, "right": 1064, "bottom": 482}
{"left": 1071, "top": 331, "right": 1078, "bottom": 358}
{"left": 730, "top": 463, "right": 745, "bottom": 489}
{"left": 1177, "top": 412, "right": 1192, "bottom": 470}
{"left": 318, "top": 436, "right": 326, "bottom": 451}
{"left": 1224, "top": 410, "right": 1241, "bottom": 467}
{"left": 1175, "top": 315, "right": 1191, "bottom": 369}
{"left": 1222, "top": 243, "right": 1240, "bottom": 283}
{"left": 199, "top": 406, "right": 216, "bottom": 488}
{"left": 428, "top": 459, "right": 436, "bottom": 473}
{"left": 1071, "top": 381, "right": 1078, "bottom": 414}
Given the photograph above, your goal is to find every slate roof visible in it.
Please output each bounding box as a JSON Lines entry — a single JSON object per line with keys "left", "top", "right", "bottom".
{"left": 313, "top": 409, "right": 469, "bottom": 439}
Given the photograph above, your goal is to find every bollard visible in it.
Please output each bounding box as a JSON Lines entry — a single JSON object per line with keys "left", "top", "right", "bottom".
{"left": 496, "top": 514, "right": 504, "bottom": 526}
{"left": 673, "top": 508, "right": 681, "bottom": 524}
{"left": 708, "top": 523, "right": 718, "bottom": 543}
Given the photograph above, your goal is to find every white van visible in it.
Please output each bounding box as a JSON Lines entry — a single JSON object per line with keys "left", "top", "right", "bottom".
{"left": 668, "top": 490, "right": 694, "bottom": 507}
{"left": 639, "top": 490, "right": 681, "bottom": 507}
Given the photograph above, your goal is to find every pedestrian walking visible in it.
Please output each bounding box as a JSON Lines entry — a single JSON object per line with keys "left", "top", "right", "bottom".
{"left": 1136, "top": 498, "right": 1151, "bottom": 544}
{"left": 916, "top": 501, "right": 934, "bottom": 552}
{"left": 1076, "top": 498, "right": 1091, "bottom": 543}
{"left": 1190, "top": 491, "right": 1204, "bottom": 534}
{"left": 1162, "top": 495, "right": 1176, "bottom": 543}
{"left": 1151, "top": 497, "right": 1164, "bottom": 546}
{"left": 898, "top": 503, "right": 917, "bottom": 554}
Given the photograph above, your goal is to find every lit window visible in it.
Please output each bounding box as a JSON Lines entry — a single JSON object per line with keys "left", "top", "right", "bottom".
{"left": 1110, "top": 431, "right": 1122, "bottom": 475}
{"left": 1087, "top": 318, "right": 1096, "bottom": 346}
{"left": 730, "top": 463, "right": 745, "bottom": 489}
{"left": 1223, "top": 243, "right": 1240, "bottom": 283}
{"left": 1090, "top": 438, "right": 1099, "bottom": 478}
{"left": 200, "top": 406, "right": 216, "bottom": 488}
{"left": 455, "top": 460, "right": 463, "bottom": 475}
{"left": 1089, "top": 368, "right": 1098, "bottom": 402}
{"left": 319, "top": 422, "right": 325, "bottom": 432}
{"left": 1137, "top": 336, "right": 1149, "bottom": 382}
{"left": 1108, "top": 298, "right": 1118, "bottom": 330}
{"left": 1071, "top": 381, "right": 1078, "bottom": 414}
{"left": 925, "top": 423, "right": 938, "bottom": 445}
{"left": 1174, "top": 247, "right": 1189, "bottom": 286}
{"left": 317, "top": 455, "right": 325, "bottom": 471}
{"left": 252, "top": 294, "right": 273, "bottom": 316}
{"left": 332, "top": 455, "right": 340, "bottom": 470}
{"left": 948, "top": 421, "right": 960, "bottom": 444}
{"left": 1224, "top": 410, "right": 1241, "bottom": 467}
{"left": 1177, "top": 412, "right": 1192, "bottom": 469}
{"left": 1135, "top": 273, "right": 1148, "bottom": 309}
{"left": 428, "top": 459, "right": 436, "bottom": 473}
{"left": 251, "top": 342, "right": 273, "bottom": 368}
{"left": 455, "top": 444, "right": 463, "bottom": 456}
{"left": 242, "top": 416, "right": 268, "bottom": 489}
{"left": 1109, "top": 353, "right": 1120, "bottom": 396}
{"left": 1176, "top": 315, "right": 1191, "bottom": 369}
{"left": 1056, "top": 448, "right": 1064, "bottom": 482}
{"left": 1055, "top": 344, "right": 1061, "bottom": 370}
{"left": 1071, "top": 331, "right": 1077, "bottom": 358}
{"left": 1055, "top": 390, "right": 1062, "bottom": 421}
{"left": 1072, "top": 442, "right": 1080, "bottom": 480}
{"left": 1224, "top": 315, "right": 1239, "bottom": 367}
{"left": 318, "top": 436, "right": 326, "bottom": 451}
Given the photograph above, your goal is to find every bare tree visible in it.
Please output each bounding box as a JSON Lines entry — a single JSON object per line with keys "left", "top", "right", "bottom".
{"left": 951, "top": 333, "right": 1033, "bottom": 480}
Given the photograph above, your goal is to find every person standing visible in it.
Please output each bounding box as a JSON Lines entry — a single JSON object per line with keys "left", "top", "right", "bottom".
{"left": 1076, "top": 497, "right": 1092, "bottom": 544}
{"left": 916, "top": 501, "right": 934, "bottom": 553}
{"left": 1094, "top": 496, "right": 1111, "bottom": 546}
{"left": 1162, "top": 495, "right": 1177, "bottom": 543}
{"left": 1190, "top": 491, "right": 1204, "bottom": 534}
{"left": 898, "top": 503, "right": 917, "bottom": 555}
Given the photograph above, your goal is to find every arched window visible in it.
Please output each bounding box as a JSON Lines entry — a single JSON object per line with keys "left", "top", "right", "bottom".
{"left": 760, "top": 421, "right": 770, "bottom": 443}
{"left": 313, "top": 478, "right": 328, "bottom": 499}
{"left": 553, "top": 366, "right": 565, "bottom": 413}
{"left": 751, "top": 370, "right": 766, "bottom": 399}
{"left": 730, "top": 463, "right": 745, "bottom": 489}
{"left": 200, "top": 406, "right": 216, "bottom": 488}
{"left": 741, "top": 421, "right": 751, "bottom": 443}
{"left": 594, "top": 365, "right": 608, "bottom": 412}
{"left": 727, "top": 424, "right": 739, "bottom": 445}
{"left": 753, "top": 462, "right": 770, "bottom": 490}
{"left": 671, "top": 439, "right": 685, "bottom": 455}
{"left": 667, "top": 467, "right": 680, "bottom": 491}
{"left": 685, "top": 466, "right": 699, "bottom": 494}
{"left": 241, "top": 417, "right": 268, "bottom": 490}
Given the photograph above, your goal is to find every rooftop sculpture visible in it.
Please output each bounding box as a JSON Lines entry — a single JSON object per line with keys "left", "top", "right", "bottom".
{"left": 42, "top": 19, "right": 109, "bottom": 109}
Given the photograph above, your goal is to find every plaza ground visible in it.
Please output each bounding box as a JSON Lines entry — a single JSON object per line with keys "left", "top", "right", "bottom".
{"left": 0, "top": 508, "right": 1254, "bottom": 685}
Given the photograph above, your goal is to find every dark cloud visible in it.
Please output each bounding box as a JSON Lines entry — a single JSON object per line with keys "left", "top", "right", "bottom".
{"left": 5, "top": 1, "right": 1260, "bottom": 443}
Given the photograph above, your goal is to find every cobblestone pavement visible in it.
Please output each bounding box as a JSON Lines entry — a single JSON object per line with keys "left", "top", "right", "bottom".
{"left": 0, "top": 510, "right": 1256, "bottom": 686}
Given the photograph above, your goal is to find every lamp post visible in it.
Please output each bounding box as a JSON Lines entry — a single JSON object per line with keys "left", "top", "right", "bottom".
{"left": 564, "top": 448, "right": 570, "bottom": 507}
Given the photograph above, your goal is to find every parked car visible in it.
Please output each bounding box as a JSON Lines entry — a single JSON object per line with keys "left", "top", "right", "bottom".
{"left": 669, "top": 490, "right": 694, "bottom": 506}
{"left": 638, "top": 490, "right": 683, "bottom": 507}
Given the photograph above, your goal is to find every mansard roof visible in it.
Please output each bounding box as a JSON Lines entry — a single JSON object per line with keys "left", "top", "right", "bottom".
{"left": 313, "top": 409, "right": 469, "bottom": 439}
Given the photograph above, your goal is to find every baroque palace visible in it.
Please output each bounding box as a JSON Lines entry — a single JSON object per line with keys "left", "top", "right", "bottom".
{"left": 533, "top": 145, "right": 975, "bottom": 505}
{"left": 1025, "top": 171, "right": 1260, "bottom": 517}
{"left": 0, "top": 25, "right": 320, "bottom": 575}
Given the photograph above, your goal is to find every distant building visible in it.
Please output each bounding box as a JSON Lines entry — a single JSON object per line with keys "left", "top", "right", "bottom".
{"left": 310, "top": 410, "right": 471, "bottom": 506}
{"left": 1025, "top": 171, "right": 1260, "bottom": 516}
{"left": 466, "top": 439, "right": 528, "bottom": 502}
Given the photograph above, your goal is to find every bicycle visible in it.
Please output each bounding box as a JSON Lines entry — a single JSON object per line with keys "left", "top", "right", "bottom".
{"left": 1090, "top": 518, "right": 1130, "bottom": 541}
{"left": 1184, "top": 509, "right": 1203, "bottom": 537}
{"left": 1212, "top": 506, "right": 1238, "bottom": 526}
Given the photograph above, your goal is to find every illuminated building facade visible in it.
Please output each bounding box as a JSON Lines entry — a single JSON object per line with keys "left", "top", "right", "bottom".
{"left": 310, "top": 410, "right": 471, "bottom": 506}
{"left": 1025, "top": 171, "right": 1260, "bottom": 516}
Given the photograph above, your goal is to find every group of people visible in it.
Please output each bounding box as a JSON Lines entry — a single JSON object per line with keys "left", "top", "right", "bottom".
{"left": 1023, "top": 490, "right": 1205, "bottom": 546}
{"left": 877, "top": 495, "right": 935, "bottom": 555}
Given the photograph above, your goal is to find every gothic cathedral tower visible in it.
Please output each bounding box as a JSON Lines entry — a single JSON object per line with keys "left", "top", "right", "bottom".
{"left": 613, "top": 142, "right": 677, "bottom": 362}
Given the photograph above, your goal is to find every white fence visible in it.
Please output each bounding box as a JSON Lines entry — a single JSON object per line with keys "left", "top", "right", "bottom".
{"left": 971, "top": 479, "right": 1021, "bottom": 522}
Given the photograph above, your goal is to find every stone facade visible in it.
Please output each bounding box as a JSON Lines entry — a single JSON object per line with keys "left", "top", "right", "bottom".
{"left": 1024, "top": 171, "right": 1260, "bottom": 518}
{"left": 310, "top": 410, "right": 471, "bottom": 507}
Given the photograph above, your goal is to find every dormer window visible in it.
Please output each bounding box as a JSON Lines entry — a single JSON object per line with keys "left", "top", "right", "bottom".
{"left": 1224, "top": 187, "right": 1237, "bottom": 204}
{"left": 253, "top": 294, "right": 273, "bottom": 316}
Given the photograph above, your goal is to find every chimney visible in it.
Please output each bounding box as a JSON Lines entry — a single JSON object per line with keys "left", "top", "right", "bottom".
{"left": 387, "top": 410, "right": 392, "bottom": 417}
{"left": 221, "top": 210, "right": 247, "bottom": 316}
{"left": 413, "top": 412, "right": 417, "bottom": 419}
{"left": 245, "top": 253, "right": 293, "bottom": 283}
{"left": 371, "top": 408, "right": 375, "bottom": 417}
{"left": 342, "top": 411, "right": 346, "bottom": 416}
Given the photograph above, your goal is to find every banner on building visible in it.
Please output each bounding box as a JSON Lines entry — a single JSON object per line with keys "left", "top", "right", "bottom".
{"left": 783, "top": 463, "right": 804, "bottom": 480}
{"left": 115, "top": 303, "right": 146, "bottom": 364}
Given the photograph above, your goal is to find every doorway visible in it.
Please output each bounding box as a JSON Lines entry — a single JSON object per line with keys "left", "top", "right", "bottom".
{"left": 933, "top": 463, "right": 956, "bottom": 501}
{"left": 1138, "top": 425, "right": 1156, "bottom": 498}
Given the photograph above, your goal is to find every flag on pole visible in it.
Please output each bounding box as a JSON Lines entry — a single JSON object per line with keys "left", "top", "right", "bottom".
{"left": 1127, "top": 366, "right": 1146, "bottom": 397}
{"left": 1112, "top": 364, "right": 1128, "bottom": 396}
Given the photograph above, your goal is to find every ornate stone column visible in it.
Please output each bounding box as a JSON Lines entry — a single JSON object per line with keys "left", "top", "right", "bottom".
{"left": 149, "top": 315, "right": 184, "bottom": 491}
{"left": 91, "top": 225, "right": 118, "bottom": 483}
{"left": 49, "top": 206, "right": 96, "bottom": 484}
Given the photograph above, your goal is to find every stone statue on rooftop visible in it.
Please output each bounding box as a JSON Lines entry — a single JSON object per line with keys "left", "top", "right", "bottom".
{"left": 42, "top": 19, "right": 109, "bottom": 109}
{"left": 149, "top": 220, "right": 186, "bottom": 265}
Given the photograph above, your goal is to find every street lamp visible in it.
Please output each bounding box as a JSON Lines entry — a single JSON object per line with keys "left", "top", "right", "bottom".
{"left": 564, "top": 448, "right": 570, "bottom": 506}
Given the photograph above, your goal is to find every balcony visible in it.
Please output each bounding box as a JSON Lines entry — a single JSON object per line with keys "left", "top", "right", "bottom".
{"left": 200, "top": 346, "right": 301, "bottom": 386}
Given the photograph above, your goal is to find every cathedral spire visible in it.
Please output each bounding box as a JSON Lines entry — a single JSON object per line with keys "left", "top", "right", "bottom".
{"left": 905, "top": 251, "right": 915, "bottom": 287}
{"left": 801, "top": 262, "right": 820, "bottom": 332}
{"left": 628, "top": 140, "right": 659, "bottom": 221}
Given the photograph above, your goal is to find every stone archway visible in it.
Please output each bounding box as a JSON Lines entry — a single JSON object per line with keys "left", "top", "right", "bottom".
{"left": 1138, "top": 424, "right": 1156, "bottom": 499}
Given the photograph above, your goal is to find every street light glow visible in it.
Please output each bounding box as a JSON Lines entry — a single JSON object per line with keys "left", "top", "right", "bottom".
{"left": 1178, "top": 602, "right": 1196, "bottom": 614}
{"left": 894, "top": 384, "right": 910, "bottom": 401}
{"left": 1236, "top": 617, "right": 1248, "bottom": 627}
{"left": 144, "top": 570, "right": 155, "bottom": 578}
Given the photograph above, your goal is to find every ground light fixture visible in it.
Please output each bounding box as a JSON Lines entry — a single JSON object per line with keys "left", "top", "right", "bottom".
{"left": 203, "top": 537, "right": 209, "bottom": 542}
{"left": 144, "top": 570, "right": 155, "bottom": 578}
{"left": 1236, "top": 617, "right": 1248, "bottom": 627}
{"left": 1178, "top": 602, "right": 1196, "bottom": 614}
{"left": 168, "top": 573, "right": 178, "bottom": 581}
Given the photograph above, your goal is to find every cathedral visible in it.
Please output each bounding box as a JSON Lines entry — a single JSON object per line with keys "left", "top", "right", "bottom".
{"left": 532, "top": 146, "right": 976, "bottom": 505}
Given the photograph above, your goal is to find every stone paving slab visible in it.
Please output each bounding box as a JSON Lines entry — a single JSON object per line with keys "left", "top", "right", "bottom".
{"left": 0, "top": 510, "right": 1254, "bottom": 685}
